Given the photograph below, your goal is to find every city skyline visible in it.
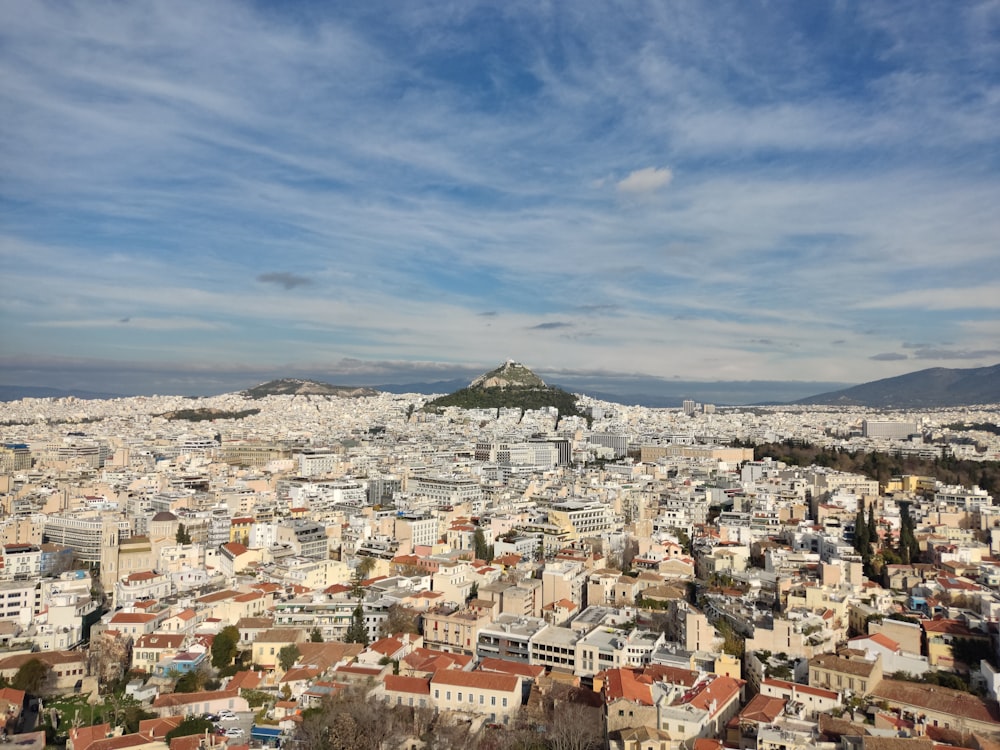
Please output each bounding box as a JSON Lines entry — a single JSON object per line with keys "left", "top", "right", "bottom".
{"left": 2, "top": 1, "right": 999, "bottom": 397}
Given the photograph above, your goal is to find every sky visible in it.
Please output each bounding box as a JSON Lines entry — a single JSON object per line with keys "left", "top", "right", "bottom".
{"left": 2, "top": 1, "right": 999, "bottom": 400}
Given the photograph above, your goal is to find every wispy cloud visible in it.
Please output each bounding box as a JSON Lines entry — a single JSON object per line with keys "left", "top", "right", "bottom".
{"left": 870, "top": 352, "right": 908, "bottom": 361}
{"left": 1, "top": 1, "right": 998, "bottom": 393}
{"left": 257, "top": 272, "right": 314, "bottom": 290}
{"left": 529, "top": 322, "right": 573, "bottom": 330}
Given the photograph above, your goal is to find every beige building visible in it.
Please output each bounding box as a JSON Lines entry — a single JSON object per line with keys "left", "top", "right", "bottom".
{"left": 808, "top": 651, "right": 882, "bottom": 695}
{"left": 422, "top": 603, "right": 494, "bottom": 655}
{"left": 251, "top": 627, "right": 309, "bottom": 671}
{"left": 430, "top": 669, "right": 522, "bottom": 725}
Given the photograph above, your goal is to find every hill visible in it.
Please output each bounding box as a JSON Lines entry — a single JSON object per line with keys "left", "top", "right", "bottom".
{"left": 242, "top": 378, "right": 379, "bottom": 399}
{"left": 796, "top": 363, "right": 1000, "bottom": 407}
{"left": 424, "top": 361, "right": 583, "bottom": 416}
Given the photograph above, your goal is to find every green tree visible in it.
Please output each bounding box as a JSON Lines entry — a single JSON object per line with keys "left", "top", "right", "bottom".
{"left": 355, "top": 556, "right": 376, "bottom": 581}
{"left": 211, "top": 625, "right": 240, "bottom": 668}
{"left": 11, "top": 658, "right": 50, "bottom": 694}
{"left": 715, "top": 618, "right": 745, "bottom": 658}
{"left": 165, "top": 717, "right": 215, "bottom": 742}
{"left": 278, "top": 644, "right": 301, "bottom": 672}
{"left": 670, "top": 527, "right": 693, "bottom": 556}
{"left": 310, "top": 626, "right": 324, "bottom": 643}
{"left": 473, "top": 527, "right": 491, "bottom": 561}
{"left": 175, "top": 523, "right": 192, "bottom": 544}
{"left": 853, "top": 505, "right": 871, "bottom": 562}
{"left": 898, "top": 501, "right": 921, "bottom": 564}
{"left": 867, "top": 504, "right": 878, "bottom": 545}
{"left": 345, "top": 604, "right": 369, "bottom": 646}
{"left": 174, "top": 670, "right": 201, "bottom": 693}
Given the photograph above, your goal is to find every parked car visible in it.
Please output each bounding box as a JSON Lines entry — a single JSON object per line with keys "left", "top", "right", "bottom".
{"left": 218, "top": 711, "right": 238, "bottom": 722}
{"left": 204, "top": 714, "right": 219, "bottom": 722}
{"left": 224, "top": 728, "right": 245, "bottom": 738}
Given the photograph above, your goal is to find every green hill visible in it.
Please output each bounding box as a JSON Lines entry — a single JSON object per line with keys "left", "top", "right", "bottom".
{"left": 424, "top": 361, "right": 582, "bottom": 416}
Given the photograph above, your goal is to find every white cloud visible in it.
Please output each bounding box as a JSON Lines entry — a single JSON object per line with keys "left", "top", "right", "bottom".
{"left": 616, "top": 167, "right": 674, "bottom": 194}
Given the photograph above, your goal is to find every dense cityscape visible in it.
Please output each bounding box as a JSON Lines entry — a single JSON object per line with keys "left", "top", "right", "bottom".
{"left": 0, "top": 362, "right": 998, "bottom": 750}
{"left": 3, "top": 2, "right": 1000, "bottom": 750}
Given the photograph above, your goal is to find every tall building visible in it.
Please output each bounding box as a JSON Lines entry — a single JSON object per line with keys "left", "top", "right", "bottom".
{"left": 862, "top": 419, "right": 919, "bottom": 439}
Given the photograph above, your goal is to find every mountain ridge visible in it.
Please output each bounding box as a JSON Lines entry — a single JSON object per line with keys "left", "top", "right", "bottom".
{"left": 796, "top": 363, "right": 1000, "bottom": 407}
{"left": 242, "top": 378, "right": 380, "bottom": 399}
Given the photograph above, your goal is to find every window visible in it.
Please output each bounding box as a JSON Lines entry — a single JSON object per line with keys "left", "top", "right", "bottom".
{"left": 491, "top": 697, "right": 496, "bottom": 706}
{"left": 479, "top": 695, "right": 484, "bottom": 705}
{"left": 458, "top": 692, "right": 462, "bottom": 702}
{"left": 502, "top": 698, "right": 507, "bottom": 707}
{"left": 434, "top": 690, "right": 439, "bottom": 699}
{"left": 446, "top": 691, "right": 451, "bottom": 701}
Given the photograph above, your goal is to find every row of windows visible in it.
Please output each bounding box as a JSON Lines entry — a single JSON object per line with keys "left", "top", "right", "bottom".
{"left": 432, "top": 689, "right": 507, "bottom": 708}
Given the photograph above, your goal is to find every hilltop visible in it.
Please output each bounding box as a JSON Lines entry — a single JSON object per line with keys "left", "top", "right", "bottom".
{"left": 242, "top": 378, "right": 380, "bottom": 400}
{"left": 797, "top": 363, "right": 1000, "bottom": 408}
{"left": 424, "top": 361, "right": 582, "bottom": 416}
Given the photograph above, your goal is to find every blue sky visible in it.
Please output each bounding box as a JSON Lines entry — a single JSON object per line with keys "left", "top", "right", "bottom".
{"left": 1, "top": 1, "right": 999, "bottom": 398}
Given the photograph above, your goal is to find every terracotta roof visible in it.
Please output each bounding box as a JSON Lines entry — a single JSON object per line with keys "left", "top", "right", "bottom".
{"left": 683, "top": 676, "right": 742, "bottom": 715}
{"left": 109, "top": 612, "right": 158, "bottom": 624}
{"left": 431, "top": 669, "right": 519, "bottom": 693}
{"left": 138, "top": 716, "right": 183, "bottom": 739}
{"left": 384, "top": 675, "right": 431, "bottom": 695}
{"left": 125, "top": 570, "right": 162, "bottom": 582}
{"left": 477, "top": 658, "right": 545, "bottom": 680}
{"left": 88, "top": 734, "right": 156, "bottom": 750}
{"left": 135, "top": 633, "right": 185, "bottom": 649}
{"left": 761, "top": 678, "right": 838, "bottom": 699}
{"left": 227, "top": 671, "right": 263, "bottom": 690}
{"left": 871, "top": 680, "right": 1000, "bottom": 725}
{"left": 69, "top": 724, "right": 111, "bottom": 750}
{"left": 738, "top": 693, "right": 787, "bottom": 724}
{"left": 602, "top": 668, "right": 654, "bottom": 706}
{"left": 851, "top": 632, "right": 900, "bottom": 652}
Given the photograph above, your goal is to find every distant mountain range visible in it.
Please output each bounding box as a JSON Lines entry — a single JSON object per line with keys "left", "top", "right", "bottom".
{"left": 2, "top": 363, "right": 997, "bottom": 408}
{"left": 241, "top": 378, "right": 380, "bottom": 399}
{"left": 796, "top": 363, "right": 1000, "bottom": 407}
{"left": 0, "top": 385, "right": 123, "bottom": 401}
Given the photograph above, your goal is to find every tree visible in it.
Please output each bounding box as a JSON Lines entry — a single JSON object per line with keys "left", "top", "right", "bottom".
{"left": 278, "top": 644, "right": 301, "bottom": 672}
{"left": 174, "top": 669, "right": 201, "bottom": 693}
{"left": 853, "top": 505, "right": 871, "bottom": 562}
{"left": 345, "top": 604, "right": 369, "bottom": 646}
{"left": 211, "top": 625, "right": 240, "bottom": 668}
{"left": 175, "top": 523, "right": 192, "bottom": 544}
{"left": 11, "top": 658, "right": 49, "bottom": 694}
{"left": 355, "top": 556, "right": 376, "bottom": 581}
{"left": 296, "top": 686, "right": 406, "bottom": 750}
{"left": 165, "top": 716, "right": 215, "bottom": 742}
{"left": 310, "top": 626, "right": 324, "bottom": 643}
{"left": 378, "top": 603, "right": 419, "bottom": 637}
{"left": 473, "top": 527, "right": 492, "bottom": 562}
{"left": 897, "top": 501, "right": 921, "bottom": 564}
{"left": 867, "top": 504, "right": 878, "bottom": 545}
{"left": 546, "top": 701, "right": 603, "bottom": 750}
{"left": 88, "top": 631, "right": 130, "bottom": 690}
